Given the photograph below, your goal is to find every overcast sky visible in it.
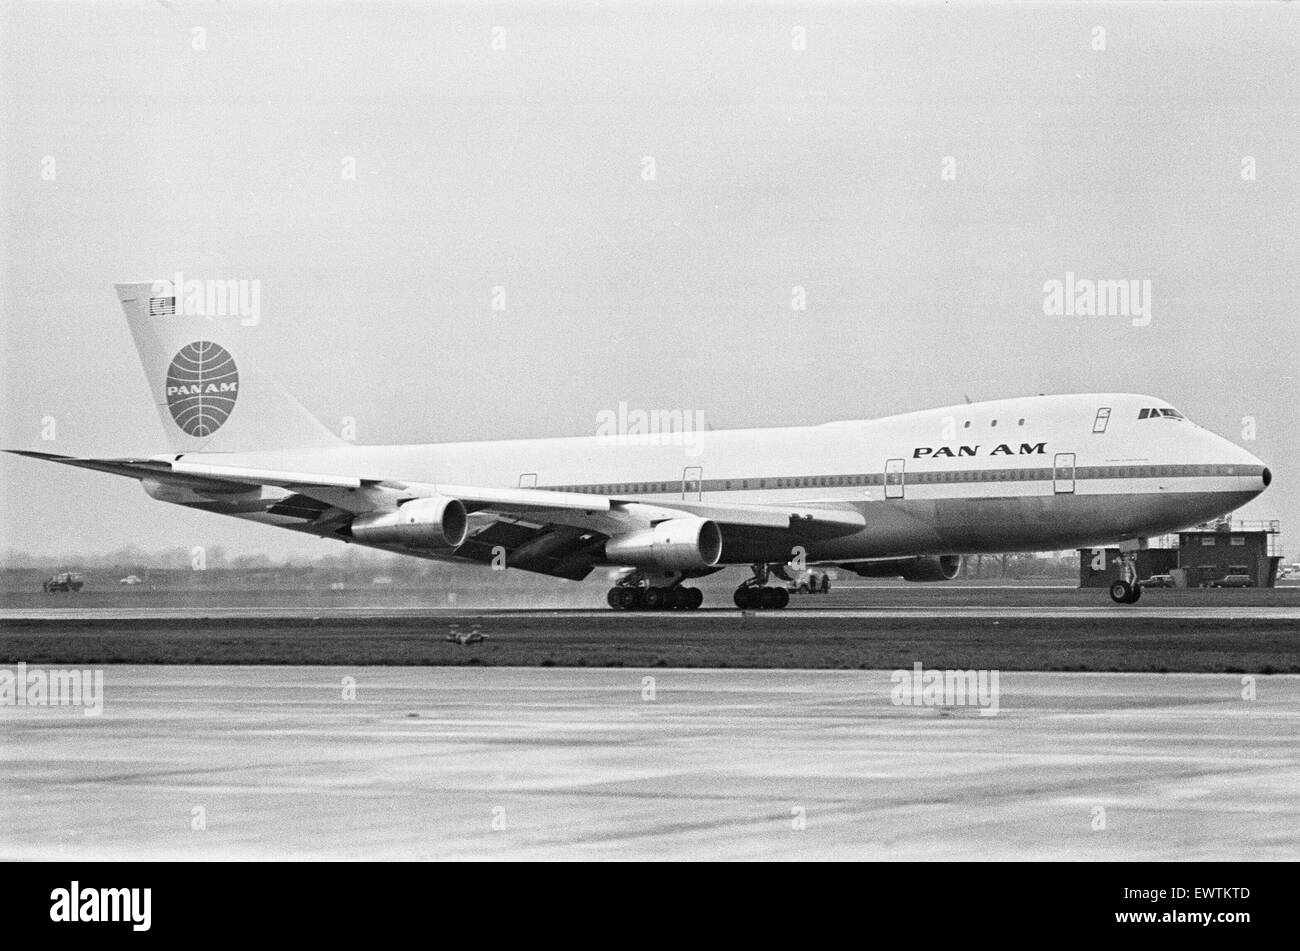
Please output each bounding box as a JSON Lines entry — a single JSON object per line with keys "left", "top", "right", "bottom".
{"left": 2, "top": 0, "right": 1296, "bottom": 561}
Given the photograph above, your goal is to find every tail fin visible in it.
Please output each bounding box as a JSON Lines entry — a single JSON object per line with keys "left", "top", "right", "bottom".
{"left": 115, "top": 281, "right": 345, "bottom": 453}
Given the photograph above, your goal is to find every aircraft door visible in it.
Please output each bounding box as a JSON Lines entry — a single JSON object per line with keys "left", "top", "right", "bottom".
{"left": 885, "top": 458, "right": 905, "bottom": 499}
{"left": 682, "top": 466, "right": 703, "bottom": 500}
{"left": 1053, "top": 453, "right": 1076, "bottom": 494}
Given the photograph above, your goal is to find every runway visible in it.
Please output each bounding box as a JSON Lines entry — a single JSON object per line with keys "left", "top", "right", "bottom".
{"left": 3, "top": 666, "right": 1296, "bottom": 860}
{"left": 4, "top": 606, "right": 1299, "bottom": 620}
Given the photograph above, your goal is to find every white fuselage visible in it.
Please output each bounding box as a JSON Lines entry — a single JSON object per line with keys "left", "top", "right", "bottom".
{"left": 167, "top": 392, "right": 1269, "bottom": 567}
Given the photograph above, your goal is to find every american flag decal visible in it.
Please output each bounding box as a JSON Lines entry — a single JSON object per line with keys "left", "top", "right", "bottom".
{"left": 149, "top": 296, "right": 176, "bottom": 316}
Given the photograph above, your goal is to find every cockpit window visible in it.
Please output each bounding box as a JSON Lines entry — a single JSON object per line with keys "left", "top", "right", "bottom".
{"left": 1139, "top": 407, "right": 1185, "bottom": 420}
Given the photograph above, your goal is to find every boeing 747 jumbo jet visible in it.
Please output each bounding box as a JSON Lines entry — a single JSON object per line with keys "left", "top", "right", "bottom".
{"left": 9, "top": 282, "right": 1272, "bottom": 609}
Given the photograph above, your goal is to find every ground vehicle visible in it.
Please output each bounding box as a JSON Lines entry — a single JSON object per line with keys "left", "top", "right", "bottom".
{"left": 782, "top": 568, "right": 833, "bottom": 594}
{"left": 1140, "top": 574, "right": 1174, "bottom": 588}
{"left": 43, "top": 572, "right": 84, "bottom": 593}
{"left": 1211, "top": 574, "right": 1254, "bottom": 588}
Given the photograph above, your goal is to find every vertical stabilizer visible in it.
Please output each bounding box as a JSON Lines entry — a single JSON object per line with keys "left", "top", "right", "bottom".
{"left": 114, "top": 281, "right": 345, "bottom": 453}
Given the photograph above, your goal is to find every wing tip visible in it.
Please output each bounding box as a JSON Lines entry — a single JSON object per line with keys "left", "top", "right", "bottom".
{"left": 5, "top": 449, "right": 75, "bottom": 460}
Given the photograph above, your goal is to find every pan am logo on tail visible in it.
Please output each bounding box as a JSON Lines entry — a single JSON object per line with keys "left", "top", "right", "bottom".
{"left": 165, "top": 341, "right": 239, "bottom": 437}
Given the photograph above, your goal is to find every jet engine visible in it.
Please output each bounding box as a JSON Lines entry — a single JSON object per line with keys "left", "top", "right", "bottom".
{"left": 604, "top": 517, "right": 723, "bottom": 570}
{"left": 350, "top": 496, "right": 468, "bottom": 549}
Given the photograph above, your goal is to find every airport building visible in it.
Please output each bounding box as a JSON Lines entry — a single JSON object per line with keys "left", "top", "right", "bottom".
{"left": 1079, "top": 520, "right": 1283, "bottom": 588}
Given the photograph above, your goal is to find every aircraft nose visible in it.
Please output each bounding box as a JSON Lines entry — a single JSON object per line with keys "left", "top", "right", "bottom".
{"left": 1240, "top": 447, "right": 1271, "bottom": 495}
{"left": 1201, "top": 427, "right": 1270, "bottom": 496}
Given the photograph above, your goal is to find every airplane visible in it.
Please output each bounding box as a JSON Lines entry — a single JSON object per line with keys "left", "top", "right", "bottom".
{"left": 7, "top": 282, "right": 1272, "bottom": 609}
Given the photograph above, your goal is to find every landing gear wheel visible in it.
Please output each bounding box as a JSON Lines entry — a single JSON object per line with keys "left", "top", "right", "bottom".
{"left": 734, "top": 587, "right": 759, "bottom": 610}
{"left": 616, "top": 587, "right": 641, "bottom": 610}
{"left": 1111, "top": 549, "right": 1144, "bottom": 603}
{"left": 669, "top": 587, "right": 691, "bottom": 610}
{"left": 686, "top": 587, "right": 704, "bottom": 610}
{"left": 606, "top": 587, "right": 623, "bottom": 609}
{"left": 758, "top": 587, "right": 790, "bottom": 609}
{"left": 643, "top": 587, "right": 667, "bottom": 610}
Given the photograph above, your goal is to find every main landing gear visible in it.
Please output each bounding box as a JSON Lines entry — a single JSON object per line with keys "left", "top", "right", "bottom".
{"left": 1109, "top": 551, "right": 1143, "bottom": 604}
{"left": 732, "top": 563, "right": 791, "bottom": 611}
{"left": 606, "top": 569, "right": 703, "bottom": 611}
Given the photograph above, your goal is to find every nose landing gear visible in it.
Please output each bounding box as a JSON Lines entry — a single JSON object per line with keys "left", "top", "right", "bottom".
{"left": 1109, "top": 552, "right": 1143, "bottom": 604}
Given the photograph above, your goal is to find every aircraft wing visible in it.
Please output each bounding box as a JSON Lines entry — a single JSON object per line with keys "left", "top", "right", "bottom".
{"left": 7, "top": 451, "right": 865, "bottom": 579}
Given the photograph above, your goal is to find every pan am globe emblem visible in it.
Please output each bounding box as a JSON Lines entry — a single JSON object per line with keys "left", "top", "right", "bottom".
{"left": 165, "top": 341, "right": 239, "bottom": 437}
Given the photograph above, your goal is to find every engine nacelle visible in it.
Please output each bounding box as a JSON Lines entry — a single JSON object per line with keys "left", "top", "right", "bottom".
{"left": 350, "top": 496, "right": 468, "bottom": 549}
{"left": 842, "top": 555, "right": 962, "bottom": 582}
{"left": 604, "top": 517, "right": 723, "bottom": 570}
